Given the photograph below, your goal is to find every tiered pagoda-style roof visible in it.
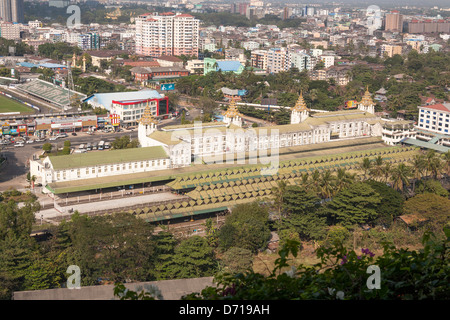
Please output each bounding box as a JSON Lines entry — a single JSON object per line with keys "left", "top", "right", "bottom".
{"left": 292, "top": 91, "right": 309, "bottom": 112}
{"left": 138, "top": 103, "right": 158, "bottom": 126}
{"left": 359, "top": 86, "right": 374, "bottom": 106}
{"left": 223, "top": 97, "right": 242, "bottom": 118}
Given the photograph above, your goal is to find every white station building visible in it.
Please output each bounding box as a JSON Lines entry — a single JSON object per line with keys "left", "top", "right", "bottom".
{"left": 31, "top": 89, "right": 396, "bottom": 193}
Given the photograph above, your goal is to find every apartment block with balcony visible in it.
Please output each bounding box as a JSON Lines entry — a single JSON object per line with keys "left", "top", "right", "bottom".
{"left": 135, "top": 12, "right": 199, "bottom": 58}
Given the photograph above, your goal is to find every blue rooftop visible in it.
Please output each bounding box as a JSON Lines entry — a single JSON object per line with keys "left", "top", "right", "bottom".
{"left": 38, "top": 63, "right": 67, "bottom": 69}
{"left": 18, "top": 62, "right": 37, "bottom": 68}
{"left": 216, "top": 61, "right": 243, "bottom": 72}
{"left": 83, "top": 90, "right": 163, "bottom": 110}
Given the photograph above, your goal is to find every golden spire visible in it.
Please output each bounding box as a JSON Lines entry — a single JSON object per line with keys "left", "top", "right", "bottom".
{"left": 223, "top": 97, "right": 242, "bottom": 118}
{"left": 292, "top": 90, "right": 309, "bottom": 112}
{"left": 360, "top": 86, "right": 374, "bottom": 106}
{"left": 139, "top": 100, "right": 158, "bottom": 126}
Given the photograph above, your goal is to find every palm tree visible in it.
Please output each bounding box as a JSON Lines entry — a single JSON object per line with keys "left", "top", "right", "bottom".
{"left": 297, "top": 172, "right": 309, "bottom": 186}
{"left": 359, "top": 157, "right": 372, "bottom": 181}
{"left": 442, "top": 150, "right": 450, "bottom": 178}
{"left": 335, "top": 168, "right": 356, "bottom": 194}
{"left": 410, "top": 153, "right": 427, "bottom": 192}
{"left": 310, "top": 169, "right": 321, "bottom": 195}
{"left": 271, "top": 180, "right": 288, "bottom": 220}
{"left": 381, "top": 162, "right": 392, "bottom": 184}
{"left": 318, "top": 170, "right": 335, "bottom": 200}
{"left": 369, "top": 156, "right": 384, "bottom": 181}
{"left": 425, "top": 150, "right": 444, "bottom": 179}
{"left": 391, "top": 163, "right": 412, "bottom": 194}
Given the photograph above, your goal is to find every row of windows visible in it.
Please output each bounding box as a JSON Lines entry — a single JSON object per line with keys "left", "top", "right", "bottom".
{"left": 55, "top": 160, "right": 168, "bottom": 180}
{"left": 418, "top": 123, "right": 449, "bottom": 133}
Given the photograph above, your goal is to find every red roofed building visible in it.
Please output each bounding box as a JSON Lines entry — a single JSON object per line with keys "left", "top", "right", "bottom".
{"left": 417, "top": 102, "right": 450, "bottom": 134}
{"left": 123, "top": 60, "right": 160, "bottom": 68}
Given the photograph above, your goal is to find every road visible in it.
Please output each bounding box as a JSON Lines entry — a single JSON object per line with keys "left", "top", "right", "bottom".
{"left": 0, "top": 129, "right": 139, "bottom": 192}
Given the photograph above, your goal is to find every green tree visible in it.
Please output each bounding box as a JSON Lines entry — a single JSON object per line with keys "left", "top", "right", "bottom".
{"left": 184, "top": 228, "right": 450, "bottom": 300}
{"left": 165, "top": 236, "right": 217, "bottom": 279}
{"left": 403, "top": 193, "right": 450, "bottom": 235}
{"left": 391, "top": 163, "right": 412, "bottom": 193}
{"left": 220, "top": 247, "right": 254, "bottom": 275}
{"left": 270, "top": 180, "right": 288, "bottom": 220}
{"left": 152, "top": 231, "right": 178, "bottom": 280}
{"left": 415, "top": 179, "right": 449, "bottom": 198}
{"left": 365, "top": 180, "right": 404, "bottom": 226}
{"left": 324, "top": 182, "right": 381, "bottom": 229}
{"left": 42, "top": 142, "right": 52, "bottom": 153}
{"left": 359, "top": 158, "right": 372, "bottom": 181}
{"left": 111, "top": 135, "right": 139, "bottom": 149}
{"left": 218, "top": 202, "right": 271, "bottom": 253}
{"left": 0, "top": 200, "right": 39, "bottom": 240}
{"left": 66, "top": 212, "right": 157, "bottom": 285}
{"left": 279, "top": 185, "right": 326, "bottom": 241}
{"left": 0, "top": 234, "right": 36, "bottom": 299}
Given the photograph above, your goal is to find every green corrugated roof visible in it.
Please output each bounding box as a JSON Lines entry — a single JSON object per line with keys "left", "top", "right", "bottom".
{"left": 49, "top": 146, "right": 168, "bottom": 170}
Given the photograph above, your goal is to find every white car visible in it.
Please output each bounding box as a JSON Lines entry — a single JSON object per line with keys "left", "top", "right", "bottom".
{"left": 14, "top": 143, "right": 24, "bottom": 147}
{"left": 26, "top": 140, "right": 34, "bottom": 144}
{"left": 49, "top": 136, "right": 58, "bottom": 141}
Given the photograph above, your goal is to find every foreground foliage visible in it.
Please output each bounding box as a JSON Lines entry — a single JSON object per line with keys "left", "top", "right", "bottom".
{"left": 182, "top": 227, "right": 450, "bottom": 300}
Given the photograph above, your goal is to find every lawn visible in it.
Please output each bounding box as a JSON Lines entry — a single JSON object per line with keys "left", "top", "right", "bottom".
{"left": 0, "top": 94, "right": 34, "bottom": 113}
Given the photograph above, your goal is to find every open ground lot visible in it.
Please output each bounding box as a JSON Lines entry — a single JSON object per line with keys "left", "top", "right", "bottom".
{"left": 0, "top": 94, "right": 34, "bottom": 114}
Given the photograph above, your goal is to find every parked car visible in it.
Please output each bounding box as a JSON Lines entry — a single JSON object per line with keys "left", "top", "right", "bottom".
{"left": 57, "top": 133, "right": 68, "bottom": 138}
{"left": 71, "top": 132, "right": 77, "bottom": 136}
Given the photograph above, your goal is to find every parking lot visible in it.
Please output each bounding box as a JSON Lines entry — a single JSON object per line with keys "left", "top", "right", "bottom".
{"left": 0, "top": 129, "right": 139, "bottom": 192}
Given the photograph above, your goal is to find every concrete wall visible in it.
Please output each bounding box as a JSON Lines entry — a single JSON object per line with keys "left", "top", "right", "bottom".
{"left": 13, "top": 277, "right": 215, "bottom": 300}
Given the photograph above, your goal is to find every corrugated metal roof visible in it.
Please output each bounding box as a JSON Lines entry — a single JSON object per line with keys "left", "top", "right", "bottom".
{"left": 83, "top": 90, "right": 162, "bottom": 110}
{"left": 49, "top": 146, "right": 168, "bottom": 170}
{"left": 216, "top": 61, "right": 243, "bottom": 72}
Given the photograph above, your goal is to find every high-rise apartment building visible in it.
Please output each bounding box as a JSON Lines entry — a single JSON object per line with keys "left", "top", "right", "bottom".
{"left": 0, "top": 21, "right": 20, "bottom": 39}
{"left": 251, "top": 49, "right": 267, "bottom": 70}
{"left": 289, "top": 52, "right": 311, "bottom": 72}
{"left": 385, "top": 10, "right": 403, "bottom": 32}
{"left": 408, "top": 19, "right": 450, "bottom": 34}
{"left": 266, "top": 48, "right": 287, "bottom": 74}
{"left": 0, "top": 0, "right": 23, "bottom": 23}
{"left": 78, "top": 33, "right": 101, "bottom": 50}
{"left": 135, "top": 12, "right": 199, "bottom": 58}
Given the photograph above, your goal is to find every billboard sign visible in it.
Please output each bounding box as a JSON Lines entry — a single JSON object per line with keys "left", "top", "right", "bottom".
{"left": 110, "top": 114, "right": 120, "bottom": 126}
{"left": 160, "top": 83, "right": 175, "bottom": 91}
